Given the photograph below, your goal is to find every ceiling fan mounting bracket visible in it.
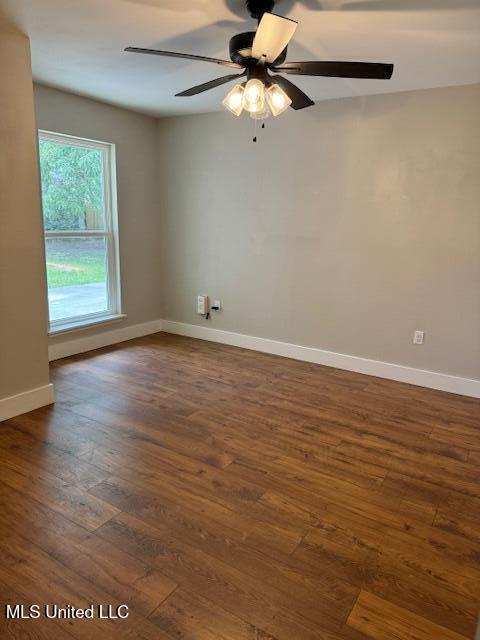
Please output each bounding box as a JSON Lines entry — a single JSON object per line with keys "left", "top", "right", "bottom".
{"left": 246, "top": 0, "right": 276, "bottom": 20}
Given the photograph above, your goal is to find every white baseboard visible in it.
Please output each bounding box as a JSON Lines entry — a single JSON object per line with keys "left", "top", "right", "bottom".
{"left": 162, "top": 320, "right": 480, "bottom": 399}
{"left": 48, "top": 319, "right": 163, "bottom": 361}
{"left": 46, "top": 315, "right": 480, "bottom": 399}
{"left": 0, "top": 383, "right": 55, "bottom": 422}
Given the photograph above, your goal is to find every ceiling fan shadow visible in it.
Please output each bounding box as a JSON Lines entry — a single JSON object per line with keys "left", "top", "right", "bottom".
{"left": 120, "top": 0, "right": 216, "bottom": 10}
{"left": 224, "top": 0, "right": 324, "bottom": 18}
{"left": 120, "top": 0, "right": 321, "bottom": 17}
{"left": 285, "top": 39, "right": 324, "bottom": 63}
{"left": 145, "top": 20, "right": 243, "bottom": 65}
{"left": 301, "top": 0, "right": 325, "bottom": 8}
{"left": 340, "top": 0, "right": 480, "bottom": 10}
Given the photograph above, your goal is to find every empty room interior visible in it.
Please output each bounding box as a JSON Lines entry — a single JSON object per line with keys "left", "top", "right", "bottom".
{"left": 1, "top": 0, "right": 480, "bottom": 638}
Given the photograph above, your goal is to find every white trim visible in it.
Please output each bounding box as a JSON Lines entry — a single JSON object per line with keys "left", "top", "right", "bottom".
{"left": 38, "top": 129, "right": 112, "bottom": 152}
{"left": 48, "top": 319, "right": 163, "bottom": 361}
{"left": 0, "top": 384, "right": 55, "bottom": 423}
{"left": 161, "top": 320, "right": 480, "bottom": 399}
{"left": 48, "top": 313, "right": 126, "bottom": 336}
{"left": 46, "top": 316, "right": 480, "bottom": 398}
{"left": 39, "top": 130, "right": 122, "bottom": 329}
{"left": 45, "top": 231, "right": 107, "bottom": 237}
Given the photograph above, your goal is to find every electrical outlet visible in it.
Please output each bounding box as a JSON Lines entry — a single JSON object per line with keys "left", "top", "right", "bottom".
{"left": 196, "top": 295, "right": 209, "bottom": 315}
{"left": 212, "top": 299, "right": 221, "bottom": 311}
{"left": 413, "top": 330, "right": 425, "bottom": 345}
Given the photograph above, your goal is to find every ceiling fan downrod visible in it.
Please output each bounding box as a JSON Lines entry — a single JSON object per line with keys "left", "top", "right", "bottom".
{"left": 246, "top": 0, "right": 276, "bottom": 21}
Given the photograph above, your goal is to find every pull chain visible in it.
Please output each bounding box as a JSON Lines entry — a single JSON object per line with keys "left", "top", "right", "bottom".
{"left": 252, "top": 119, "right": 266, "bottom": 143}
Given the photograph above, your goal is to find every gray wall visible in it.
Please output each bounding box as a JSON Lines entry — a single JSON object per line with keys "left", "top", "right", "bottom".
{"left": 157, "top": 84, "right": 480, "bottom": 381}
{"left": 33, "top": 84, "right": 162, "bottom": 348}
{"left": 0, "top": 25, "right": 50, "bottom": 399}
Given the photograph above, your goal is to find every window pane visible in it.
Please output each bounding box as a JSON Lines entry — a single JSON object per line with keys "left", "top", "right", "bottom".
{"left": 39, "top": 140, "right": 106, "bottom": 231}
{"left": 46, "top": 237, "right": 108, "bottom": 322}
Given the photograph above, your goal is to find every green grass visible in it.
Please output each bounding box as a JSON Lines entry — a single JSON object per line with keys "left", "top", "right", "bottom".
{"left": 46, "top": 240, "right": 106, "bottom": 288}
{"left": 47, "top": 258, "right": 106, "bottom": 288}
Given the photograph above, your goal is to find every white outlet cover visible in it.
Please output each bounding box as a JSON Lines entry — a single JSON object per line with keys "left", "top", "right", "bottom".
{"left": 413, "top": 330, "right": 425, "bottom": 345}
{"left": 196, "top": 295, "right": 208, "bottom": 315}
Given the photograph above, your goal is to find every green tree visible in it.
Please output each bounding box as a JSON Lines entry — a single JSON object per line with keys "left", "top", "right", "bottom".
{"left": 39, "top": 140, "right": 104, "bottom": 231}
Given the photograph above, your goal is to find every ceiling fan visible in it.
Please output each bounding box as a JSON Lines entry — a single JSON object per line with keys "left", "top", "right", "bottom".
{"left": 125, "top": 0, "right": 394, "bottom": 119}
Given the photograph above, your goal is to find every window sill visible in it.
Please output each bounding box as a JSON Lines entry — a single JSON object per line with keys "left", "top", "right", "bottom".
{"left": 48, "top": 313, "right": 126, "bottom": 337}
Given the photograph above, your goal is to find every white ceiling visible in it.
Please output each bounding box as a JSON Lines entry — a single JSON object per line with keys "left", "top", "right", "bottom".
{"left": 1, "top": 0, "right": 480, "bottom": 116}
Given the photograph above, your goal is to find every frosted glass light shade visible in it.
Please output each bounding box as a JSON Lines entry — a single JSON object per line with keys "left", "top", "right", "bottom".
{"left": 222, "top": 84, "right": 245, "bottom": 116}
{"left": 266, "top": 83, "right": 292, "bottom": 116}
{"left": 242, "top": 79, "right": 266, "bottom": 113}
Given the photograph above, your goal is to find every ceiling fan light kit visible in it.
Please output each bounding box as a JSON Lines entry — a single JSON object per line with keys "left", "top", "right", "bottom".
{"left": 222, "top": 78, "right": 291, "bottom": 119}
{"left": 224, "top": 76, "right": 290, "bottom": 121}
{"left": 125, "top": 0, "right": 394, "bottom": 122}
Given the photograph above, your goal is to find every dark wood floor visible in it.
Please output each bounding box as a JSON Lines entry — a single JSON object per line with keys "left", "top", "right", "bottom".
{"left": 1, "top": 333, "right": 479, "bottom": 640}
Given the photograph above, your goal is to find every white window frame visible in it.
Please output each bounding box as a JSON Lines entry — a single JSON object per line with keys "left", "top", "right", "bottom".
{"left": 39, "top": 130, "right": 123, "bottom": 334}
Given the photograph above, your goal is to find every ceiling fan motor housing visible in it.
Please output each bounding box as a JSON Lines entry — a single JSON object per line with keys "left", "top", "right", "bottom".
{"left": 229, "top": 32, "right": 287, "bottom": 66}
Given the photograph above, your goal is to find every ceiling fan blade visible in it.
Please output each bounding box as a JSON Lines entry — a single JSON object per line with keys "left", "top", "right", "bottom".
{"left": 251, "top": 13, "right": 298, "bottom": 63}
{"left": 270, "top": 75, "right": 314, "bottom": 110}
{"left": 125, "top": 47, "right": 242, "bottom": 69}
{"left": 176, "top": 73, "right": 245, "bottom": 97}
{"left": 272, "top": 61, "right": 394, "bottom": 79}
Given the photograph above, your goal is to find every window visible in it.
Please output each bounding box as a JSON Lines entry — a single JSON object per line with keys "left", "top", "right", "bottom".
{"left": 38, "top": 131, "right": 122, "bottom": 332}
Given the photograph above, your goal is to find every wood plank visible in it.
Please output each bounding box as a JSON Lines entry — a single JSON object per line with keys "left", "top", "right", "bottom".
{"left": 55, "top": 534, "right": 177, "bottom": 617}
{"left": 301, "top": 507, "right": 480, "bottom": 601}
{"left": 336, "top": 439, "right": 480, "bottom": 499}
{"left": 365, "top": 559, "right": 479, "bottom": 638}
{"left": 434, "top": 506, "right": 480, "bottom": 544}
{"left": 347, "top": 591, "right": 470, "bottom": 640}
{"left": 0, "top": 483, "right": 92, "bottom": 557}
{"left": 0, "top": 581, "right": 78, "bottom": 640}
{"left": 150, "top": 588, "right": 279, "bottom": 640}
{"left": 0, "top": 462, "right": 119, "bottom": 530}
{"left": 96, "top": 511, "right": 345, "bottom": 640}
{"left": 0, "top": 533, "right": 173, "bottom": 640}
{"left": 89, "top": 475, "right": 303, "bottom": 557}
{"left": 0, "top": 426, "right": 109, "bottom": 490}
